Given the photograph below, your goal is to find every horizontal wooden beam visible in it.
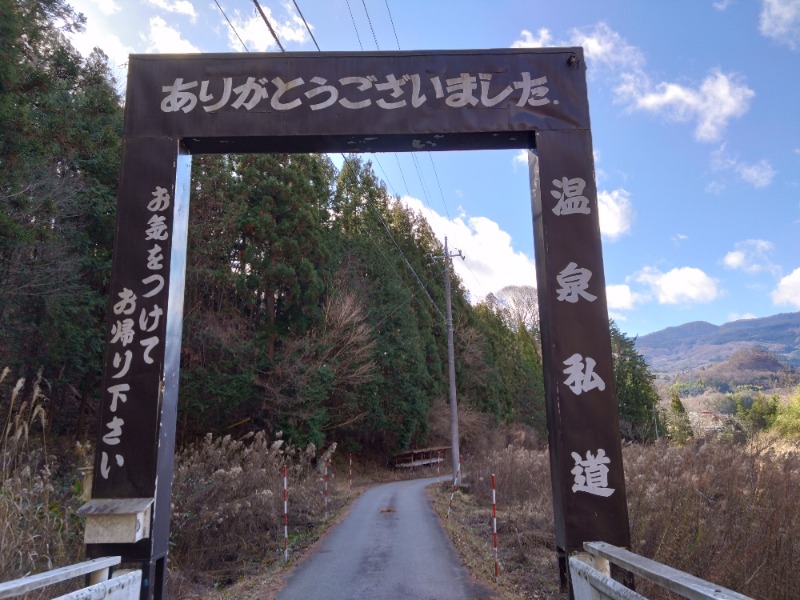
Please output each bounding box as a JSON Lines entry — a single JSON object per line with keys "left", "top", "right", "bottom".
{"left": 569, "top": 555, "right": 647, "bottom": 600}
{"left": 584, "top": 542, "right": 753, "bottom": 600}
{"left": 0, "top": 557, "right": 121, "bottom": 598}
{"left": 54, "top": 569, "right": 141, "bottom": 600}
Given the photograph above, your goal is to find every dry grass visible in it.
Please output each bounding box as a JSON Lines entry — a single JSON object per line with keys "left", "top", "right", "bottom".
{"left": 625, "top": 438, "right": 800, "bottom": 599}
{"left": 1, "top": 363, "right": 357, "bottom": 598}
{"left": 0, "top": 368, "right": 88, "bottom": 597}
{"left": 6, "top": 363, "right": 800, "bottom": 600}
{"left": 167, "top": 432, "right": 352, "bottom": 595}
{"left": 436, "top": 435, "right": 800, "bottom": 600}
{"left": 433, "top": 444, "right": 565, "bottom": 599}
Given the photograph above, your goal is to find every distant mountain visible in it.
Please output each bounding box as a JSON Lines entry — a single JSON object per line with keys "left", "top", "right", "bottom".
{"left": 635, "top": 312, "right": 800, "bottom": 374}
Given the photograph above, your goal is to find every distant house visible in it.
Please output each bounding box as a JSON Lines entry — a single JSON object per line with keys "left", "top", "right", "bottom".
{"left": 690, "top": 409, "right": 723, "bottom": 432}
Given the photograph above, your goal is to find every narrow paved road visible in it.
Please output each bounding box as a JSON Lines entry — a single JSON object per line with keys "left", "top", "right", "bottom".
{"left": 278, "top": 476, "right": 496, "bottom": 600}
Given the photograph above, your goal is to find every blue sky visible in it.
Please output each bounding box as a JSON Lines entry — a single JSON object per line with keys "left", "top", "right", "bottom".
{"left": 67, "top": 0, "right": 800, "bottom": 337}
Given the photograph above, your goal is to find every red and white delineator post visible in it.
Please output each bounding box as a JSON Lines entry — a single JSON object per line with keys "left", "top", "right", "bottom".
{"left": 492, "top": 472, "right": 498, "bottom": 580}
{"left": 324, "top": 459, "right": 329, "bottom": 519}
{"left": 283, "top": 464, "right": 289, "bottom": 563}
{"left": 445, "top": 456, "right": 461, "bottom": 520}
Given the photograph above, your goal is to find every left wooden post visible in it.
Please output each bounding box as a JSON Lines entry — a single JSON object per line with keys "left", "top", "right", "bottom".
{"left": 82, "top": 121, "right": 191, "bottom": 599}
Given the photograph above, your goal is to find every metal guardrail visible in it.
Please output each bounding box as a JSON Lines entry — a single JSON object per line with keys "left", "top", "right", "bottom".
{"left": 0, "top": 556, "right": 141, "bottom": 600}
{"left": 570, "top": 542, "right": 754, "bottom": 600}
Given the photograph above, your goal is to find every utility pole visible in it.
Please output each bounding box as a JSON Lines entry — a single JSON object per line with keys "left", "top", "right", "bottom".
{"left": 436, "top": 237, "right": 465, "bottom": 485}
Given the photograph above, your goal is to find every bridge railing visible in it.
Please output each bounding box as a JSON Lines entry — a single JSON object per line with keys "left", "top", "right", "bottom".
{"left": 570, "top": 541, "right": 754, "bottom": 600}
{"left": 0, "top": 556, "right": 141, "bottom": 600}
{"left": 392, "top": 446, "right": 450, "bottom": 469}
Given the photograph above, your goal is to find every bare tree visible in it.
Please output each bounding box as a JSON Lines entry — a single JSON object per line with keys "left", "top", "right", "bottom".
{"left": 495, "top": 285, "right": 539, "bottom": 332}
{"left": 256, "top": 277, "right": 377, "bottom": 431}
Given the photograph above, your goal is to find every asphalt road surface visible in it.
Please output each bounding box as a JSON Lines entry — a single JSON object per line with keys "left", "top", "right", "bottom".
{"left": 278, "top": 476, "right": 496, "bottom": 600}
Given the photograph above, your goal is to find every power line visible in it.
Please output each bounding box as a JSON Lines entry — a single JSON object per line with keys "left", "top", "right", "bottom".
{"left": 252, "top": 0, "right": 285, "bottom": 51}
{"left": 349, "top": 0, "right": 451, "bottom": 266}
{"left": 418, "top": 152, "right": 491, "bottom": 305}
{"left": 427, "top": 152, "right": 452, "bottom": 220}
{"left": 211, "top": 0, "right": 453, "bottom": 313}
{"left": 360, "top": 0, "right": 380, "bottom": 50}
{"left": 338, "top": 153, "right": 445, "bottom": 320}
{"left": 291, "top": 0, "right": 320, "bottom": 51}
{"left": 368, "top": 2, "right": 434, "bottom": 214}
{"left": 356, "top": 219, "right": 436, "bottom": 330}
{"left": 370, "top": 155, "right": 399, "bottom": 197}
{"left": 368, "top": 202, "right": 445, "bottom": 321}
{"left": 374, "top": 0, "right": 458, "bottom": 269}
{"left": 214, "top": 0, "right": 249, "bottom": 52}
{"left": 343, "top": 0, "right": 364, "bottom": 50}
{"left": 410, "top": 153, "right": 434, "bottom": 211}
{"left": 373, "top": 156, "right": 399, "bottom": 197}
{"left": 394, "top": 153, "right": 411, "bottom": 196}
{"left": 384, "top": 0, "right": 401, "bottom": 50}
{"left": 262, "top": 1, "right": 446, "bottom": 321}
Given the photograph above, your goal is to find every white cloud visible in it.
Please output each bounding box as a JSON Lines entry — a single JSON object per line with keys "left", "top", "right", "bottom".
{"left": 772, "top": 267, "right": 800, "bottom": 308}
{"left": 512, "top": 28, "right": 553, "bottom": 48}
{"left": 672, "top": 233, "right": 689, "bottom": 243}
{"left": 606, "top": 284, "right": 646, "bottom": 310}
{"left": 714, "top": 0, "right": 734, "bottom": 9}
{"left": 598, "top": 188, "right": 634, "bottom": 240}
{"left": 67, "top": 3, "right": 133, "bottom": 87}
{"left": 569, "top": 22, "right": 646, "bottom": 73}
{"left": 71, "top": 27, "right": 131, "bottom": 68}
{"left": 146, "top": 0, "right": 197, "bottom": 22}
{"left": 760, "top": 0, "right": 800, "bottom": 50}
{"left": 512, "top": 149, "right": 528, "bottom": 171}
{"left": 723, "top": 251, "right": 746, "bottom": 270}
{"left": 144, "top": 16, "right": 200, "bottom": 53}
{"left": 93, "top": 0, "right": 120, "bottom": 14}
{"left": 737, "top": 159, "right": 777, "bottom": 187}
{"left": 400, "top": 196, "right": 537, "bottom": 300}
{"left": 711, "top": 146, "right": 776, "bottom": 188}
{"left": 729, "top": 312, "right": 757, "bottom": 321}
{"left": 629, "top": 70, "right": 754, "bottom": 143}
{"left": 705, "top": 180, "right": 726, "bottom": 195}
{"left": 226, "top": 8, "right": 308, "bottom": 52}
{"left": 635, "top": 266, "right": 721, "bottom": 304}
{"left": 710, "top": 144, "right": 738, "bottom": 171}
{"left": 722, "top": 239, "right": 779, "bottom": 275}
{"left": 568, "top": 23, "right": 753, "bottom": 143}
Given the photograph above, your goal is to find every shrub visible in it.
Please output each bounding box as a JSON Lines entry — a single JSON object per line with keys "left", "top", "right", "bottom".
{"left": 773, "top": 384, "right": 800, "bottom": 439}
{"left": 169, "top": 431, "right": 340, "bottom": 587}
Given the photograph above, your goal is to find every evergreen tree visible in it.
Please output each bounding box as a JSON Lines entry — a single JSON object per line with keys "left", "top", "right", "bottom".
{"left": 179, "top": 155, "right": 261, "bottom": 437}
{"left": 610, "top": 320, "right": 660, "bottom": 442}
{"left": 0, "top": 0, "right": 122, "bottom": 432}
{"left": 231, "top": 153, "right": 332, "bottom": 359}
{"left": 325, "top": 157, "right": 446, "bottom": 450}
{"left": 179, "top": 153, "right": 336, "bottom": 440}
{"left": 462, "top": 301, "right": 546, "bottom": 430}
{"left": 667, "top": 390, "right": 693, "bottom": 444}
